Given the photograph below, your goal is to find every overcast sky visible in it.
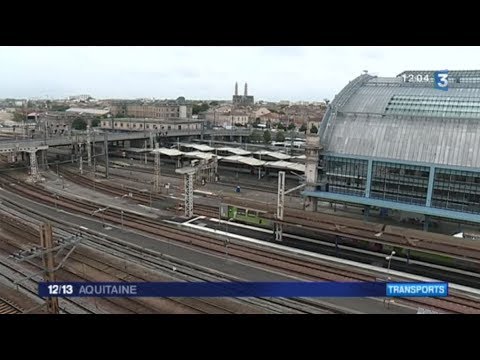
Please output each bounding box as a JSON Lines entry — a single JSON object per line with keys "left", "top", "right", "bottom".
{"left": 1, "top": 46, "right": 480, "bottom": 101}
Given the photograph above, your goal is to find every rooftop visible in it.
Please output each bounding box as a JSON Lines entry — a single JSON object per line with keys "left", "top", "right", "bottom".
{"left": 66, "top": 108, "right": 110, "bottom": 115}
{"left": 319, "top": 70, "right": 480, "bottom": 168}
{"left": 114, "top": 118, "right": 203, "bottom": 124}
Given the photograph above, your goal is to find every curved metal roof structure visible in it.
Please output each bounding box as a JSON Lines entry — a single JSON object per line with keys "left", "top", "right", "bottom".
{"left": 319, "top": 71, "right": 480, "bottom": 168}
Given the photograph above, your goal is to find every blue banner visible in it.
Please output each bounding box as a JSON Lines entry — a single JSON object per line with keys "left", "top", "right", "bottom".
{"left": 38, "top": 281, "right": 448, "bottom": 298}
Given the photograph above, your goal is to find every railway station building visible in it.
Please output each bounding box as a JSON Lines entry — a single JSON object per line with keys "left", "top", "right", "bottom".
{"left": 305, "top": 70, "right": 480, "bottom": 228}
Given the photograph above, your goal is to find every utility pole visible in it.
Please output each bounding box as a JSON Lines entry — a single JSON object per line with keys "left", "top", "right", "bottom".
{"left": 304, "top": 133, "right": 320, "bottom": 211}
{"left": 86, "top": 125, "right": 92, "bottom": 167}
{"left": 144, "top": 140, "right": 148, "bottom": 164}
{"left": 40, "top": 224, "right": 59, "bottom": 314}
{"left": 184, "top": 172, "right": 194, "bottom": 218}
{"left": 275, "top": 171, "right": 306, "bottom": 241}
{"left": 93, "top": 129, "right": 96, "bottom": 177}
{"left": 175, "top": 167, "right": 195, "bottom": 218}
{"left": 153, "top": 142, "right": 160, "bottom": 192}
{"left": 10, "top": 223, "right": 83, "bottom": 314}
{"left": 275, "top": 171, "right": 285, "bottom": 241}
{"left": 104, "top": 132, "right": 109, "bottom": 179}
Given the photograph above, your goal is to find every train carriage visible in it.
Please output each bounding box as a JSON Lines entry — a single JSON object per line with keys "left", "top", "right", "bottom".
{"left": 220, "top": 204, "right": 272, "bottom": 227}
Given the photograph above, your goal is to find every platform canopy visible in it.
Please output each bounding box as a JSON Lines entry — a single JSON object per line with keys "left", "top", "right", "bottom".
{"left": 216, "top": 147, "right": 251, "bottom": 156}
{"left": 175, "top": 166, "right": 197, "bottom": 175}
{"left": 253, "top": 150, "right": 291, "bottom": 160}
{"left": 183, "top": 151, "right": 220, "bottom": 160}
{"left": 292, "top": 154, "right": 306, "bottom": 160}
{"left": 150, "top": 148, "right": 184, "bottom": 157}
{"left": 264, "top": 160, "right": 305, "bottom": 173}
{"left": 220, "top": 155, "right": 265, "bottom": 167}
{"left": 123, "top": 147, "right": 151, "bottom": 153}
{"left": 179, "top": 143, "right": 215, "bottom": 152}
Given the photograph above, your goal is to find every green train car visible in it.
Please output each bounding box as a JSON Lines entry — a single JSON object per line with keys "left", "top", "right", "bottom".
{"left": 338, "top": 237, "right": 479, "bottom": 272}
{"left": 220, "top": 204, "right": 479, "bottom": 272}
{"left": 220, "top": 204, "right": 272, "bottom": 227}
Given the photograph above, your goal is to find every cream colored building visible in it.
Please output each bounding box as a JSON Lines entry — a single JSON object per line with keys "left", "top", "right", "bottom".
{"left": 101, "top": 118, "right": 203, "bottom": 132}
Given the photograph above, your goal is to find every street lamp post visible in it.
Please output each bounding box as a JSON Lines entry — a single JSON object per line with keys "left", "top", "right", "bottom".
{"left": 140, "top": 189, "right": 152, "bottom": 210}
{"left": 384, "top": 250, "right": 396, "bottom": 309}
{"left": 92, "top": 206, "right": 108, "bottom": 228}
{"left": 216, "top": 190, "right": 224, "bottom": 232}
{"left": 114, "top": 194, "right": 130, "bottom": 227}
{"left": 386, "top": 250, "right": 396, "bottom": 281}
{"left": 224, "top": 218, "right": 233, "bottom": 256}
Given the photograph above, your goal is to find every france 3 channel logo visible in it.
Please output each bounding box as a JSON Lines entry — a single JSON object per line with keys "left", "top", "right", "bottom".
{"left": 434, "top": 70, "right": 449, "bottom": 91}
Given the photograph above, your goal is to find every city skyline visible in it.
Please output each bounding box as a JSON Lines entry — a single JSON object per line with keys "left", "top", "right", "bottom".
{"left": 2, "top": 46, "right": 480, "bottom": 101}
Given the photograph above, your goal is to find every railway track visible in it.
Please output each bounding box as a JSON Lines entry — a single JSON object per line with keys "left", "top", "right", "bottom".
{"left": 0, "top": 193, "right": 344, "bottom": 313}
{"left": 57, "top": 167, "right": 480, "bottom": 276}
{"left": 0, "top": 198, "right": 330, "bottom": 314}
{"left": 58, "top": 169, "right": 166, "bottom": 205}
{"left": 0, "top": 297, "right": 23, "bottom": 314}
{"left": 197, "top": 196, "right": 480, "bottom": 267}
{"left": 1, "top": 175, "right": 478, "bottom": 313}
{"left": 0, "top": 206, "right": 253, "bottom": 314}
{"left": 104, "top": 160, "right": 293, "bottom": 195}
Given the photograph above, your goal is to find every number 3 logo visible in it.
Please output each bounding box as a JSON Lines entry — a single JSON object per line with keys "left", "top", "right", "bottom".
{"left": 434, "top": 70, "right": 449, "bottom": 91}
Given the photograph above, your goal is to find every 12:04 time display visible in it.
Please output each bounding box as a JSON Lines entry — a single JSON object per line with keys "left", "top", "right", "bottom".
{"left": 401, "top": 73, "right": 430, "bottom": 82}
{"left": 47, "top": 284, "right": 73, "bottom": 295}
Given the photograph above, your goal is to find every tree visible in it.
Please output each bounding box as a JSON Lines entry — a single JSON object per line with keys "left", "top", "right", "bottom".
{"left": 250, "top": 129, "right": 262, "bottom": 143}
{"left": 72, "top": 118, "right": 87, "bottom": 130}
{"left": 209, "top": 101, "right": 219, "bottom": 106}
{"left": 277, "top": 123, "right": 285, "bottom": 130}
{"left": 299, "top": 123, "right": 307, "bottom": 132}
{"left": 13, "top": 112, "right": 25, "bottom": 122}
{"left": 91, "top": 118, "right": 101, "bottom": 127}
{"left": 263, "top": 130, "right": 272, "bottom": 144}
{"left": 193, "top": 102, "right": 210, "bottom": 115}
{"left": 310, "top": 124, "right": 318, "bottom": 134}
{"left": 287, "top": 122, "right": 296, "bottom": 130}
{"left": 275, "top": 130, "right": 285, "bottom": 142}
{"left": 51, "top": 104, "right": 70, "bottom": 111}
